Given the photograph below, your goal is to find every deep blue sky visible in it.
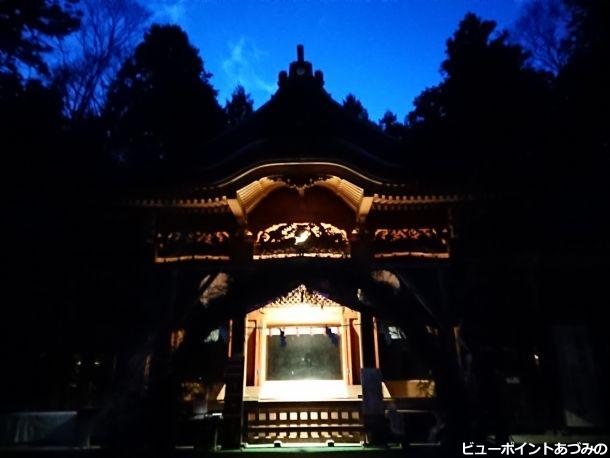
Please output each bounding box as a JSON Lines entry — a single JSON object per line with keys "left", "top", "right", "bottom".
{"left": 145, "top": 0, "right": 523, "bottom": 122}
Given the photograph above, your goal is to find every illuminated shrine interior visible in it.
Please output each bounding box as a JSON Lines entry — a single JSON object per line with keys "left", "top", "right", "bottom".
{"left": 212, "top": 285, "right": 435, "bottom": 405}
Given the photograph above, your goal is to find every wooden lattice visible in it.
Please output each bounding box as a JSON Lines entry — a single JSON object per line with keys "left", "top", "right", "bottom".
{"left": 262, "top": 284, "right": 342, "bottom": 309}
{"left": 244, "top": 401, "right": 364, "bottom": 445}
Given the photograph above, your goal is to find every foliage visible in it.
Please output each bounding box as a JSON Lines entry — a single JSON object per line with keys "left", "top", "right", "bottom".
{"left": 0, "top": 0, "right": 80, "bottom": 76}
{"left": 378, "top": 110, "right": 407, "bottom": 140}
{"left": 406, "top": 13, "right": 551, "bottom": 187}
{"left": 104, "top": 24, "right": 226, "bottom": 168}
{"left": 224, "top": 84, "right": 254, "bottom": 127}
{"left": 55, "top": 0, "right": 150, "bottom": 119}
{"left": 342, "top": 93, "right": 369, "bottom": 121}
{"left": 513, "top": 0, "right": 569, "bottom": 74}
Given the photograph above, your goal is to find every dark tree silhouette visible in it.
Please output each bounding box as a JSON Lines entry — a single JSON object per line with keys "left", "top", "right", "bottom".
{"left": 407, "top": 13, "right": 551, "bottom": 187}
{"left": 378, "top": 110, "right": 406, "bottom": 139}
{"left": 1, "top": 0, "right": 79, "bottom": 408}
{"left": 224, "top": 85, "right": 254, "bottom": 127}
{"left": 513, "top": 0, "right": 568, "bottom": 75}
{"left": 104, "top": 24, "right": 226, "bottom": 169}
{"left": 1, "top": 75, "right": 64, "bottom": 174}
{"left": 342, "top": 93, "right": 369, "bottom": 121}
{"left": 0, "top": 0, "right": 77, "bottom": 178}
{"left": 379, "top": 110, "right": 397, "bottom": 130}
{"left": 0, "top": 0, "right": 80, "bottom": 76}
{"left": 403, "top": 15, "right": 564, "bottom": 446}
{"left": 558, "top": 0, "right": 610, "bottom": 160}
{"left": 562, "top": 0, "right": 610, "bottom": 60}
{"left": 55, "top": 0, "right": 150, "bottom": 120}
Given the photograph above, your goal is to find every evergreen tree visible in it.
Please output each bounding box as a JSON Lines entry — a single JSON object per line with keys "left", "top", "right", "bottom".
{"left": 378, "top": 110, "right": 406, "bottom": 139}
{"left": 224, "top": 85, "right": 254, "bottom": 127}
{"left": 407, "top": 13, "right": 550, "bottom": 186}
{"left": 104, "top": 24, "right": 226, "bottom": 169}
{"left": 342, "top": 93, "right": 369, "bottom": 121}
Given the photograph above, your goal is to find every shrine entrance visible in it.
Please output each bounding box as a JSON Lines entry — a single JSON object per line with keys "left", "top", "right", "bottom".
{"left": 243, "top": 285, "right": 363, "bottom": 402}
{"left": 240, "top": 284, "right": 368, "bottom": 445}
{"left": 186, "top": 265, "right": 445, "bottom": 448}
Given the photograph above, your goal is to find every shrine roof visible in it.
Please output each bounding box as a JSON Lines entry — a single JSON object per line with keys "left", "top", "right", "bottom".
{"left": 123, "top": 46, "right": 478, "bottom": 207}
{"left": 176, "top": 45, "right": 417, "bottom": 192}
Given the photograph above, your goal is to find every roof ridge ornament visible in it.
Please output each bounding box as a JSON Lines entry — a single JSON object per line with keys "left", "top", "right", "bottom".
{"left": 278, "top": 44, "right": 324, "bottom": 88}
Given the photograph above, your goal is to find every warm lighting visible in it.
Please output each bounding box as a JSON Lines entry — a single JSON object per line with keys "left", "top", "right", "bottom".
{"left": 170, "top": 329, "right": 185, "bottom": 351}
{"left": 255, "top": 222, "right": 349, "bottom": 257}
{"left": 258, "top": 380, "right": 349, "bottom": 401}
{"left": 154, "top": 254, "right": 230, "bottom": 263}
{"left": 294, "top": 229, "right": 310, "bottom": 244}
{"left": 253, "top": 252, "right": 347, "bottom": 260}
{"left": 262, "top": 284, "right": 343, "bottom": 313}
{"left": 373, "top": 251, "right": 449, "bottom": 259}
{"left": 264, "top": 305, "right": 342, "bottom": 327}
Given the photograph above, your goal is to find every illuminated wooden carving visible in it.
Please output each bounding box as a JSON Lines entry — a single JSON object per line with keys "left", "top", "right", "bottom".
{"left": 254, "top": 223, "right": 349, "bottom": 259}
{"left": 263, "top": 284, "right": 342, "bottom": 309}
{"left": 373, "top": 228, "right": 450, "bottom": 258}
{"left": 155, "top": 231, "right": 231, "bottom": 260}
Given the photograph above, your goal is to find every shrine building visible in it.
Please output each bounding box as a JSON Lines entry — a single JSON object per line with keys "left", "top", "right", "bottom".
{"left": 110, "top": 45, "right": 605, "bottom": 450}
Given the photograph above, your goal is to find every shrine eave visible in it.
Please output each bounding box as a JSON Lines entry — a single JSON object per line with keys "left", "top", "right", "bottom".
{"left": 124, "top": 191, "right": 477, "bottom": 213}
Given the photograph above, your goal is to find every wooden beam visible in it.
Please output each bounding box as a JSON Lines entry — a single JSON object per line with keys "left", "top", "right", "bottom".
{"left": 227, "top": 198, "right": 246, "bottom": 225}
{"left": 357, "top": 196, "right": 374, "bottom": 223}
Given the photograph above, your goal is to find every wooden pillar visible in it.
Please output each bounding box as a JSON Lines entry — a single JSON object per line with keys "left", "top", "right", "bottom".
{"left": 349, "top": 318, "right": 362, "bottom": 385}
{"left": 360, "top": 311, "right": 386, "bottom": 445}
{"left": 221, "top": 314, "right": 246, "bottom": 449}
{"left": 245, "top": 319, "right": 258, "bottom": 387}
